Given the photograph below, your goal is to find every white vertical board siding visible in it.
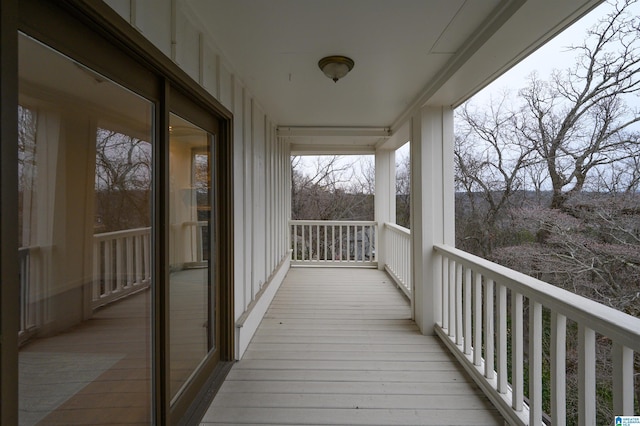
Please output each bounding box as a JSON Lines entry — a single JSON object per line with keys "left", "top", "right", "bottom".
{"left": 219, "top": 63, "right": 233, "bottom": 112}
{"left": 264, "top": 121, "right": 272, "bottom": 272}
{"left": 252, "top": 103, "right": 267, "bottom": 299}
{"left": 174, "top": 3, "right": 200, "bottom": 81}
{"left": 243, "top": 91, "right": 254, "bottom": 311}
{"left": 233, "top": 78, "right": 246, "bottom": 320}
{"left": 202, "top": 43, "right": 219, "bottom": 97}
{"left": 267, "top": 122, "right": 277, "bottom": 271}
{"left": 133, "top": 0, "right": 172, "bottom": 57}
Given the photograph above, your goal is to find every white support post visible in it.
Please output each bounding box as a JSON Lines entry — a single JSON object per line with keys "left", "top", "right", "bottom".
{"left": 375, "top": 148, "right": 395, "bottom": 270}
{"left": 411, "top": 106, "right": 454, "bottom": 335}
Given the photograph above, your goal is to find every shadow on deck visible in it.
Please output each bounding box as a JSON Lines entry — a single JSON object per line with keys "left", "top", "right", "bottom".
{"left": 202, "top": 268, "right": 504, "bottom": 426}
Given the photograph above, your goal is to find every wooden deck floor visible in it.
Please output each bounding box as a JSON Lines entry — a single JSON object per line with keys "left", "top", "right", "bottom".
{"left": 201, "top": 268, "right": 504, "bottom": 426}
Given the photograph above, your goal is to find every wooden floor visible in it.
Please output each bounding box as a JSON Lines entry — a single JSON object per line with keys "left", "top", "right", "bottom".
{"left": 201, "top": 268, "right": 504, "bottom": 426}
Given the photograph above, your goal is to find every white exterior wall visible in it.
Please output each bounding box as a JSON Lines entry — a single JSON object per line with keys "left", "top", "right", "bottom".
{"left": 104, "top": 0, "right": 292, "bottom": 359}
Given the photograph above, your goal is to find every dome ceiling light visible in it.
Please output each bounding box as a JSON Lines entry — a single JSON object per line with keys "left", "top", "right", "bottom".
{"left": 318, "top": 55, "right": 354, "bottom": 83}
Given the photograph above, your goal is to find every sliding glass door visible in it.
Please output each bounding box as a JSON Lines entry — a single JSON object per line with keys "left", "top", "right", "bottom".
{"left": 6, "top": 2, "right": 235, "bottom": 422}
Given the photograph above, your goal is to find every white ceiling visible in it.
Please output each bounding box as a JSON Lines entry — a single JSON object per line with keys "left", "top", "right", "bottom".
{"left": 184, "top": 0, "right": 601, "bottom": 149}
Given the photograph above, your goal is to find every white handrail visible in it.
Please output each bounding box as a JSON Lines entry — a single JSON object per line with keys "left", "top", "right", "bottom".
{"left": 290, "top": 220, "right": 377, "bottom": 267}
{"left": 383, "top": 222, "right": 411, "bottom": 297}
{"left": 433, "top": 243, "right": 640, "bottom": 426}
{"left": 93, "top": 227, "right": 151, "bottom": 309}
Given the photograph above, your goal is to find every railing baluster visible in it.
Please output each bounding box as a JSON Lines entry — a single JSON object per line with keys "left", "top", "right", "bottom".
{"left": 105, "top": 240, "right": 113, "bottom": 296}
{"left": 93, "top": 240, "right": 100, "bottom": 300}
{"left": 331, "top": 225, "right": 335, "bottom": 260}
{"left": 578, "top": 324, "right": 596, "bottom": 426}
{"left": 301, "top": 225, "right": 306, "bottom": 261}
{"left": 115, "top": 237, "right": 123, "bottom": 292}
{"left": 612, "top": 343, "right": 634, "bottom": 416}
{"left": 126, "top": 236, "right": 134, "bottom": 287}
{"left": 484, "top": 278, "right": 494, "bottom": 379}
{"left": 373, "top": 224, "right": 377, "bottom": 262}
{"left": 339, "top": 225, "right": 344, "bottom": 261}
{"left": 497, "top": 283, "right": 508, "bottom": 394}
{"left": 529, "top": 300, "right": 542, "bottom": 424}
{"left": 361, "top": 225, "right": 365, "bottom": 262}
{"left": 455, "top": 263, "right": 463, "bottom": 345}
{"left": 324, "top": 224, "right": 327, "bottom": 261}
{"left": 354, "top": 225, "right": 359, "bottom": 262}
{"left": 433, "top": 252, "right": 441, "bottom": 325}
{"left": 293, "top": 224, "right": 298, "bottom": 261}
{"left": 135, "top": 234, "right": 142, "bottom": 284}
{"left": 551, "top": 311, "right": 566, "bottom": 426}
{"left": 442, "top": 257, "right": 449, "bottom": 331}
{"left": 449, "top": 259, "right": 456, "bottom": 338}
{"left": 346, "top": 225, "right": 350, "bottom": 262}
{"left": 512, "top": 292, "right": 524, "bottom": 411}
{"left": 316, "top": 224, "right": 319, "bottom": 262}
{"left": 464, "top": 266, "right": 472, "bottom": 355}
{"left": 143, "top": 232, "right": 150, "bottom": 281}
{"left": 473, "top": 271, "right": 482, "bottom": 366}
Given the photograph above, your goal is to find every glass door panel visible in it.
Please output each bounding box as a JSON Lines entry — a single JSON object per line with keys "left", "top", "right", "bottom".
{"left": 168, "top": 114, "right": 214, "bottom": 401}
{"left": 18, "top": 33, "right": 153, "bottom": 425}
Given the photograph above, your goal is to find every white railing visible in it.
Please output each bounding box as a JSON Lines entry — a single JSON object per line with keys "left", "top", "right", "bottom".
{"left": 383, "top": 222, "right": 411, "bottom": 297}
{"left": 93, "top": 227, "right": 151, "bottom": 309}
{"left": 433, "top": 244, "right": 640, "bottom": 426}
{"left": 290, "top": 220, "right": 377, "bottom": 267}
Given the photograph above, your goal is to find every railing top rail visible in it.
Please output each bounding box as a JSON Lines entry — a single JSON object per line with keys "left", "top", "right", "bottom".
{"left": 435, "top": 243, "right": 640, "bottom": 352}
{"left": 18, "top": 246, "right": 41, "bottom": 254}
{"left": 384, "top": 222, "right": 410, "bottom": 235}
{"left": 290, "top": 220, "right": 377, "bottom": 226}
{"left": 94, "top": 226, "right": 151, "bottom": 241}
{"left": 182, "top": 220, "right": 208, "bottom": 226}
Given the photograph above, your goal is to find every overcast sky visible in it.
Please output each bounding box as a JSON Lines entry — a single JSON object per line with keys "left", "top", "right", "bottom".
{"left": 471, "top": 0, "right": 639, "bottom": 105}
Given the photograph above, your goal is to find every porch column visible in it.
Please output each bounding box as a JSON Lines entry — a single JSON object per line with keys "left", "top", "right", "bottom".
{"left": 374, "top": 148, "right": 395, "bottom": 270}
{"left": 411, "top": 106, "right": 455, "bottom": 334}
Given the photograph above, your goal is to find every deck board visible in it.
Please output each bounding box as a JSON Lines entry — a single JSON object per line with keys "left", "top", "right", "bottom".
{"left": 201, "top": 268, "right": 503, "bottom": 426}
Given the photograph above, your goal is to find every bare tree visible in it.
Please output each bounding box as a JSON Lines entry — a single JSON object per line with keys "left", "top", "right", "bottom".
{"left": 395, "top": 150, "right": 411, "bottom": 229}
{"left": 455, "top": 97, "right": 535, "bottom": 255}
{"left": 290, "top": 155, "right": 373, "bottom": 221}
{"left": 518, "top": 0, "right": 640, "bottom": 209}
{"left": 94, "top": 128, "right": 152, "bottom": 232}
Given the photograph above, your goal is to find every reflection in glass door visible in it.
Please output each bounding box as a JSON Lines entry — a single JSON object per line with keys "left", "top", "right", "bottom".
{"left": 168, "top": 114, "right": 215, "bottom": 401}
{"left": 17, "top": 33, "right": 153, "bottom": 424}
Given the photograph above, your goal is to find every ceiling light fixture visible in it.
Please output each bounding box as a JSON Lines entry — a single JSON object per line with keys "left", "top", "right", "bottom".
{"left": 318, "top": 55, "right": 354, "bottom": 83}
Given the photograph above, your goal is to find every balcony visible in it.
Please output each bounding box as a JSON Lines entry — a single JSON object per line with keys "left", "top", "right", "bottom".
{"left": 17, "top": 218, "right": 640, "bottom": 424}
{"left": 204, "top": 220, "right": 639, "bottom": 425}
